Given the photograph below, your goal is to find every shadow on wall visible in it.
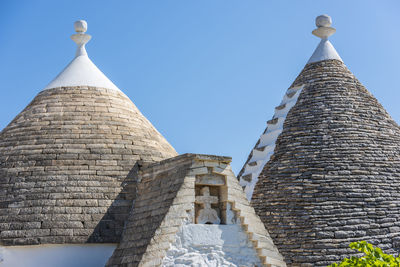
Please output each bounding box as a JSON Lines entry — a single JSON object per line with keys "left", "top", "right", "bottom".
{"left": 87, "top": 162, "right": 141, "bottom": 243}
{"left": 105, "top": 158, "right": 192, "bottom": 266}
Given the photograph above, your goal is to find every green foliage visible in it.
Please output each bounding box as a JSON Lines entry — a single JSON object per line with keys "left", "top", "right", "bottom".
{"left": 328, "top": 241, "right": 400, "bottom": 267}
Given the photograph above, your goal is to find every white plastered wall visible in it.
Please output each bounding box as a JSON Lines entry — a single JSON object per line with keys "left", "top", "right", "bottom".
{"left": 162, "top": 224, "right": 263, "bottom": 267}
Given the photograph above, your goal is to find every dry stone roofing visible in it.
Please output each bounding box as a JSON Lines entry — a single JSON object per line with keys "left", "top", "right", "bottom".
{"left": 240, "top": 15, "right": 400, "bottom": 266}
{"left": 2, "top": 14, "right": 400, "bottom": 267}
{"left": 0, "top": 22, "right": 177, "bottom": 246}
{"left": 106, "top": 153, "right": 285, "bottom": 267}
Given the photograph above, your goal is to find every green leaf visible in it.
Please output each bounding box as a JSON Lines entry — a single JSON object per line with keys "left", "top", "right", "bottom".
{"left": 327, "top": 241, "right": 399, "bottom": 267}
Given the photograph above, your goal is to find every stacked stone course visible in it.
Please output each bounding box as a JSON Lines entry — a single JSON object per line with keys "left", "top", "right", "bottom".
{"left": 251, "top": 59, "right": 400, "bottom": 266}
{"left": 0, "top": 86, "right": 177, "bottom": 246}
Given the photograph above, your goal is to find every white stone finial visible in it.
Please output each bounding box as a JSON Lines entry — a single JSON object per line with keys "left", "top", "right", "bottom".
{"left": 43, "top": 20, "right": 121, "bottom": 92}
{"left": 316, "top": 15, "right": 332, "bottom": 28}
{"left": 307, "top": 14, "right": 342, "bottom": 64}
{"left": 71, "top": 20, "right": 91, "bottom": 57}
{"left": 74, "top": 20, "right": 87, "bottom": 33}
{"left": 312, "top": 14, "right": 336, "bottom": 39}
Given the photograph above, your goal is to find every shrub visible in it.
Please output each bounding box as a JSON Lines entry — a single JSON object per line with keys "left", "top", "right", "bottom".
{"left": 328, "top": 241, "right": 400, "bottom": 267}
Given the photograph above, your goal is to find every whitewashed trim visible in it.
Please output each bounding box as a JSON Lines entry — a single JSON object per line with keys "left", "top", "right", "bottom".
{"left": 307, "top": 39, "right": 342, "bottom": 64}
{"left": 43, "top": 55, "right": 121, "bottom": 92}
{"left": 239, "top": 85, "right": 304, "bottom": 200}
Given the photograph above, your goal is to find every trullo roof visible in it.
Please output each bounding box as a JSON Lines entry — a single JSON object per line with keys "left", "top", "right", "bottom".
{"left": 0, "top": 20, "right": 177, "bottom": 246}
{"left": 238, "top": 15, "right": 400, "bottom": 266}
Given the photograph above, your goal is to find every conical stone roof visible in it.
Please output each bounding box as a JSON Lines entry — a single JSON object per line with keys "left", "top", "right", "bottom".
{"left": 242, "top": 15, "right": 400, "bottom": 266}
{"left": 0, "top": 21, "right": 177, "bottom": 246}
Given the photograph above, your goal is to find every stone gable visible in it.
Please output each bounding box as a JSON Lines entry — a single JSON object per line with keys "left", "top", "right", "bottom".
{"left": 106, "top": 154, "right": 285, "bottom": 267}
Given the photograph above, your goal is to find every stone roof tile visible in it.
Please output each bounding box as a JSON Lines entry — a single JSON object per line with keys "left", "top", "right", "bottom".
{"left": 0, "top": 86, "right": 177, "bottom": 246}
{"left": 252, "top": 59, "right": 400, "bottom": 266}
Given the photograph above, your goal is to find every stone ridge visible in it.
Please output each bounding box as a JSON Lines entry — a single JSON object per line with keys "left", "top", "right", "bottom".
{"left": 251, "top": 59, "right": 400, "bottom": 266}
{"left": 0, "top": 86, "right": 177, "bottom": 246}
{"left": 140, "top": 153, "right": 232, "bottom": 170}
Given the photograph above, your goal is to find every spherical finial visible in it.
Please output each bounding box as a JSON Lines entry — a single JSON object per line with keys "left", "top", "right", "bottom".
{"left": 316, "top": 15, "right": 332, "bottom": 28}
{"left": 71, "top": 20, "right": 91, "bottom": 57}
{"left": 312, "top": 15, "right": 335, "bottom": 39}
{"left": 74, "top": 20, "right": 87, "bottom": 33}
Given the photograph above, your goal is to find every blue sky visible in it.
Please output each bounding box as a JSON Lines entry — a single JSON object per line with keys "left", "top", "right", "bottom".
{"left": 1, "top": 1, "right": 400, "bottom": 174}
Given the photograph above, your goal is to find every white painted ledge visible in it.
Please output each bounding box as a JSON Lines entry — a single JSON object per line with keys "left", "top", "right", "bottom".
{"left": 0, "top": 244, "right": 117, "bottom": 267}
{"left": 239, "top": 85, "right": 304, "bottom": 200}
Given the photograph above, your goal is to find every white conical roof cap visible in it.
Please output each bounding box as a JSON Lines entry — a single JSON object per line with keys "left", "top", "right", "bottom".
{"left": 44, "top": 20, "right": 120, "bottom": 91}
{"left": 307, "top": 15, "right": 342, "bottom": 64}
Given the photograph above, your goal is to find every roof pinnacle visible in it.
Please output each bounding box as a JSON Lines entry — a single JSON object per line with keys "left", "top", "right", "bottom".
{"left": 307, "top": 14, "right": 342, "bottom": 64}
{"left": 43, "top": 20, "right": 120, "bottom": 91}
{"left": 312, "top": 14, "right": 336, "bottom": 39}
{"left": 71, "top": 20, "right": 91, "bottom": 57}
{"left": 74, "top": 20, "right": 87, "bottom": 33}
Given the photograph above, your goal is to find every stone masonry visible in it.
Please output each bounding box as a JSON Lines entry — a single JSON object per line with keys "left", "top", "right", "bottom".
{"left": 0, "top": 86, "right": 177, "bottom": 246}
{"left": 107, "top": 154, "right": 285, "bottom": 267}
{"left": 251, "top": 59, "right": 400, "bottom": 266}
